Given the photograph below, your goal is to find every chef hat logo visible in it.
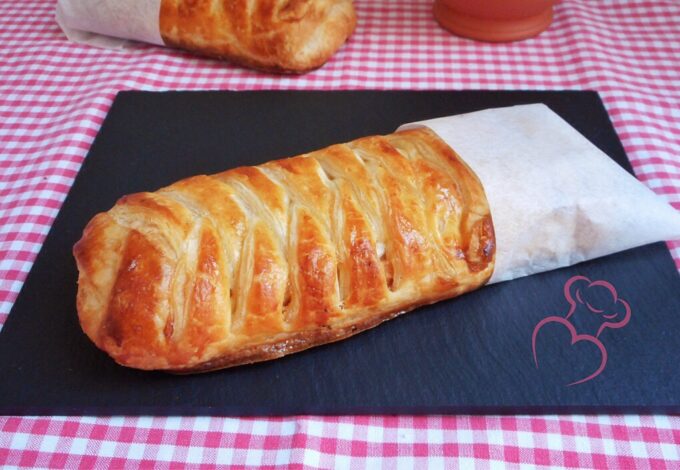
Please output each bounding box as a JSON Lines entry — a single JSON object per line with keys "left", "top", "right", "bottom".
{"left": 532, "top": 275, "right": 631, "bottom": 386}
{"left": 563, "top": 276, "right": 631, "bottom": 337}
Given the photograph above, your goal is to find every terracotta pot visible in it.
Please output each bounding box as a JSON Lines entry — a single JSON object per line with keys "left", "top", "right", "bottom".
{"left": 434, "top": 0, "right": 558, "bottom": 42}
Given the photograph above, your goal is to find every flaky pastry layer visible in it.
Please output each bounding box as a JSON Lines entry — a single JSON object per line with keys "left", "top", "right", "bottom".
{"left": 74, "top": 128, "right": 495, "bottom": 372}
{"left": 159, "top": 0, "right": 356, "bottom": 73}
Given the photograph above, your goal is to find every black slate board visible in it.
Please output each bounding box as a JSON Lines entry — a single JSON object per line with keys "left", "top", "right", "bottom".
{"left": 1, "top": 90, "right": 679, "bottom": 416}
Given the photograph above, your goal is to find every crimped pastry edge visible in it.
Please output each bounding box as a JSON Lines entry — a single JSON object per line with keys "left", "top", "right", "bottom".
{"left": 166, "top": 286, "right": 486, "bottom": 374}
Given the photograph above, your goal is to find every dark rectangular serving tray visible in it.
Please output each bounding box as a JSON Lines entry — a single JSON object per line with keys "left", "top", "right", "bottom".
{"left": 1, "top": 90, "right": 679, "bottom": 415}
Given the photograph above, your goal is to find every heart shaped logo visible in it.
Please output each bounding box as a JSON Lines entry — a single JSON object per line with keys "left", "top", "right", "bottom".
{"left": 531, "top": 276, "right": 631, "bottom": 386}
{"left": 532, "top": 316, "right": 607, "bottom": 386}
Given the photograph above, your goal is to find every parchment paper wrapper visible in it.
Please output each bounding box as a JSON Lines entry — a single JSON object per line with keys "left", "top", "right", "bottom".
{"left": 399, "top": 104, "right": 680, "bottom": 284}
{"left": 56, "top": 0, "right": 162, "bottom": 49}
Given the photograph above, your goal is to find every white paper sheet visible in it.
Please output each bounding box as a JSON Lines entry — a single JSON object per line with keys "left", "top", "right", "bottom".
{"left": 56, "top": 0, "right": 162, "bottom": 49}
{"left": 399, "top": 104, "right": 680, "bottom": 284}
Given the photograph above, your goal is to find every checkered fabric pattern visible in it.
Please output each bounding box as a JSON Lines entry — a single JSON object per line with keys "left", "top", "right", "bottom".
{"left": 1, "top": 0, "right": 679, "bottom": 467}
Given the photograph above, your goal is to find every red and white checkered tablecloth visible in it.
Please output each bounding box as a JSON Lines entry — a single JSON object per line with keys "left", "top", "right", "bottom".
{"left": 1, "top": 0, "right": 679, "bottom": 467}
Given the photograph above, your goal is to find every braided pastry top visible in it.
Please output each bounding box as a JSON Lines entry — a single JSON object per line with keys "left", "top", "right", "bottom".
{"left": 74, "top": 127, "right": 495, "bottom": 372}
{"left": 159, "top": 0, "right": 356, "bottom": 72}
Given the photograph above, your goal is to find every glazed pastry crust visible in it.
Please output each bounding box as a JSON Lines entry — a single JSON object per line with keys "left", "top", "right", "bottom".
{"left": 74, "top": 128, "right": 495, "bottom": 372}
{"left": 159, "top": 0, "right": 356, "bottom": 73}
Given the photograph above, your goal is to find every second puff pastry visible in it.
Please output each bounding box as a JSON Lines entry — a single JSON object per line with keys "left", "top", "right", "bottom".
{"left": 74, "top": 128, "right": 495, "bottom": 372}
{"left": 160, "top": 0, "right": 357, "bottom": 73}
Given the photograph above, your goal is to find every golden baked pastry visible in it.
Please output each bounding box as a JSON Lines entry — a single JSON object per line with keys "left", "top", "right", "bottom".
{"left": 74, "top": 128, "right": 495, "bottom": 372}
{"left": 159, "top": 0, "right": 356, "bottom": 73}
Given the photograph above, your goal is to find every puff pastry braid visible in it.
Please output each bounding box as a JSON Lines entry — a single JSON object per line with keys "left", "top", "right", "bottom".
{"left": 74, "top": 128, "right": 495, "bottom": 372}
{"left": 159, "top": 0, "right": 356, "bottom": 73}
